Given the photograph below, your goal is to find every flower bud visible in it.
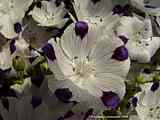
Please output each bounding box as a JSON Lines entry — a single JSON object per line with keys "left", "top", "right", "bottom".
{"left": 12, "top": 56, "right": 26, "bottom": 72}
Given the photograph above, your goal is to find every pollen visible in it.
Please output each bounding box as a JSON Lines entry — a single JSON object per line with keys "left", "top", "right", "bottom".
{"left": 71, "top": 57, "right": 96, "bottom": 82}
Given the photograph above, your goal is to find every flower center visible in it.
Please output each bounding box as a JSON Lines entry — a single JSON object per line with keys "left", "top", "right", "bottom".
{"left": 76, "top": 61, "right": 95, "bottom": 78}
{"left": 70, "top": 58, "right": 95, "bottom": 85}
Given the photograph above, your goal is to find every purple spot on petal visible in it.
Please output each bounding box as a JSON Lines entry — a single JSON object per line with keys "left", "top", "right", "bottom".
{"left": 150, "top": 81, "right": 159, "bottom": 92}
{"left": 101, "top": 91, "right": 120, "bottom": 110}
{"left": 10, "top": 39, "right": 16, "bottom": 54}
{"left": 75, "top": 21, "right": 89, "bottom": 39}
{"left": 118, "top": 35, "right": 128, "bottom": 44}
{"left": 55, "top": 88, "right": 72, "bottom": 103}
{"left": 122, "top": 4, "right": 132, "bottom": 16}
{"left": 112, "top": 5, "right": 123, "bottom": 15}
{"left": 112, "top": 4, "right": 132, "bottom": 16}
{"left": 31, "top": 96, "right": 42, "bottom": 109}
{"left": 14, "top": 22, "right": 22, "bottom": 33}
{"left": 31, "top": 73, "right": 44, "bottom": 88}
{"left": 132, "top": 97, "right": 138, "bottom": 107}
{"left": 112, "top": 45, "right": 128, "bottom": 61}
{"left": 42, "top": 43, "right": 56, "bottom": 61}
{"left": 52, "top": 29, "right": 62, "bottom": 37}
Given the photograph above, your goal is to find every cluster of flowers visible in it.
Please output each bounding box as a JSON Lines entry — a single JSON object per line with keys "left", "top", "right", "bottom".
{"left": 0, "top": 0, "right": 160, "bottom": 120}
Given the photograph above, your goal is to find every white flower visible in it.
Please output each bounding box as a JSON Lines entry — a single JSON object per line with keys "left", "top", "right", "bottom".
{"left": 116, "top": 16, "right": 160, "bottom": 63}
{"left": 0, "top": 96, "right": 52, "bottom": 120}
{"left": 133, "top": 81, "right": 160, "bottom": 120}
{"left": 0, "top": 0, "right": 33, "bottom": 38}
{"left": 29, "top": 0, "right": 68, "bottom": 28}
{"left": 47, "top": 22, "right": 130, "bottom": 110}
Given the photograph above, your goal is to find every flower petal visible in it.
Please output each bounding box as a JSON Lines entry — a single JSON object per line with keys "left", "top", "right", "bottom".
{"left": 126, "top": 37, "right": 160, "bottom": 63}
{"left": 90, "top": 36, "right": 130, "bottom": 77}
{"left": 89, "top": 73, "right": 126, "bottom": 99}
{"left": 0, "top": 14, "right": 18, "bottom": 38}
{"left": 48, "top": 39, "right": 75, "bottom": 78}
